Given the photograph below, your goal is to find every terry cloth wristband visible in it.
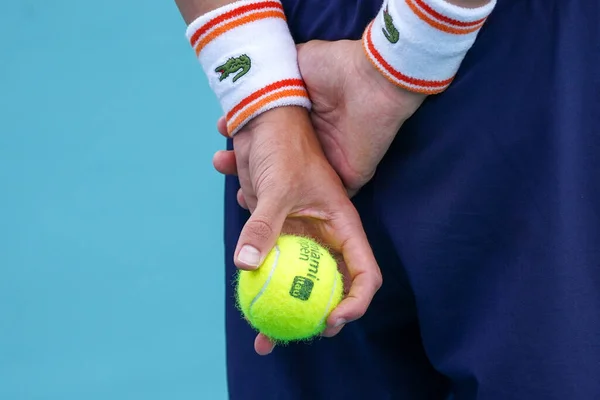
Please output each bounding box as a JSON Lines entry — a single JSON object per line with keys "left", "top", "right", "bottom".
{"left": 186, "top": 0, "right": 311, "bottom": 136}
{"left": 363, "top": 0, "right": 496, "bottom": 94}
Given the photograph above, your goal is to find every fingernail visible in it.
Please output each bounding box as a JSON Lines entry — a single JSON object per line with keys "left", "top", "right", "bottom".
{"left": 333, "top": 319, "right": 346, "bottom": 328}
{"left": 238, "top": 245, "right": 261, "bottom": 268}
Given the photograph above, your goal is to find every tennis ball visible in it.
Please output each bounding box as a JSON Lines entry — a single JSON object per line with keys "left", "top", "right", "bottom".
{"left": 236, "top": 235, "right": 344, "bottom": 343}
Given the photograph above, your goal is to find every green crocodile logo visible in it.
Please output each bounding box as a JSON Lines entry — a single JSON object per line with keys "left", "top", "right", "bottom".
{"left": 382, "top": 7, "right": 399, "bottom": 44}
{"left": 215, "top": 54, "right": 251, "bottom": 83}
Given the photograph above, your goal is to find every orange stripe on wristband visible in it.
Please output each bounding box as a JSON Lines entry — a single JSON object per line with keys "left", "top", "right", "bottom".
{"left": 189, "top": 1, "right": 284, "bottom": 47}
{"left": 407, "top": 0, "right": 485, "bottom": 35}
{"left": 363, "top": 22, "right": 453, "bottom": 90}
{"left": 226, "top": 79, "right": 306, "bottom": 121}
{"left": 194, "top": 10, "right": 286, "bottom": 55}
{"left": 413, "top": 0, "right": 487, "bottom": 28}
{"left": 227, "top": 88, "right": 309, "bottom": 134}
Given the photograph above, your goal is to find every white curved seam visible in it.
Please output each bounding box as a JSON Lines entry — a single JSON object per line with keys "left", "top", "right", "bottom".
{"left": 317, "top": 273, "right": 338, "bottom": 328}
{"left": 248, "top": 245, "right": 280, "bottom": 318}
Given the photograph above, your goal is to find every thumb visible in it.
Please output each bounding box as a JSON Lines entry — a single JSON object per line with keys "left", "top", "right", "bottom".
{"left": 234, "top": 196, "right": 289, "bottom": 270}
{"left": 216, "top": 116, "right": 228, "bottom": 138}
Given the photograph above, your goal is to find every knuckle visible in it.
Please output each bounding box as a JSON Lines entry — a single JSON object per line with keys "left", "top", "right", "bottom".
{"left": 353, "top": 303, "right": 369, "bottom": 320}
{"left": 245, "top": 218, "right": 274, "bottom": 242}
{"left": 373, "top": 270, "right": 383, "bottom": 290}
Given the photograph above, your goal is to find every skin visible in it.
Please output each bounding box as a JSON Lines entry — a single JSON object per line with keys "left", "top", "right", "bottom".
{"left": 214, "top": 0, "right": 495, "bottom": 198}
{"left": 214, "top": 39, "right": 425, "bottom": 354}
{"left": 448, "top": 0, "right": 491, "bottom": 7}
{"left": 174, "top": 0, "right": 232, "bottom": 23}
{"left": 183, "top": 0, "right": 493, "bottom": 355}
{"left": 177, "top": 0, "right": 383, "bottom": 355}
{"left": 216, "top": 39, "right": 425, "bottom": 201}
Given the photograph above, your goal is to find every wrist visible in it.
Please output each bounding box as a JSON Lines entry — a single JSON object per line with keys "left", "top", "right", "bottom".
{"left": 352, "top": 40, "right": 425, "bottom": 120}
{"left": 445, "top": 0, "right": 492, "bottom": 8}
{"left": 234, "top": 106, "right": 328, "bottom": 169}
{"left": 185, "top": 0, "right": 311, "bottom": 136}
{"left": 362, "top": 0, "right": 496, "bottom": 94}
{"left": 242, "top": 105, "right": 311, "bottom": 135}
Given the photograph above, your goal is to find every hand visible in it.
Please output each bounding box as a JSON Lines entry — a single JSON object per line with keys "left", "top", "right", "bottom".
{"left": 296, "top": 39, "right": 426, "bottom": 195}
{"left": 213, "top": 107, "right": 382, "bottom": 355}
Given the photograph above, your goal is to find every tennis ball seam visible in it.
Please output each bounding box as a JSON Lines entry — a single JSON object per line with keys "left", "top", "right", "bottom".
{"left": 317, "top": 271, "right": 339, "bottom": 328}
{"left": 247, "top": 241, "right": 340, "bottom": 335}
{"left": 247, "top": 245, "right": 281, "bottom": 320}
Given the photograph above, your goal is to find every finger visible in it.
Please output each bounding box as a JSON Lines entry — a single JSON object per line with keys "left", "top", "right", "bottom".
{"left": 347, "top": 187, "right": 359, "bottom": 199}
{"left": 321, "top": 323, "right": 345, "bottom": 338}
{"left": 237, "top": 188, "right": 249, "bottom": 210}
{"left": 326, "top": 206, "right": 382, "bottom": 329}
{"left": 254, "top": 333, "right": 276, "bottom": 355}
{"left": 212, "top": 150, "right": 238, "bottom": 176}
{"left": 217, "top": 116, "right": 228, "bottom": 138}
{"left": 234, "top": 195, "right": 290, "bottom": 270}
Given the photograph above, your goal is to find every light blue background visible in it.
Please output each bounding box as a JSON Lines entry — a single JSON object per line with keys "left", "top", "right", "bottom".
{"left": 0, "top": 1, "right": 228, "bottom": 398}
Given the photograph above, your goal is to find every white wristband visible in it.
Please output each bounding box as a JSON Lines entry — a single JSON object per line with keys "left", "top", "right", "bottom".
{"left": 363, "top": 0, "right": 496, "bottom": 94}
{"left": 186, "top": 0, "right": 311, "bottom": 136}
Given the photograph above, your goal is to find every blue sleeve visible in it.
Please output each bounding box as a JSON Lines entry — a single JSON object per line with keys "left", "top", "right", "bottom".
{"left": 281, "top": 0, "right": 382, "bottom": 43}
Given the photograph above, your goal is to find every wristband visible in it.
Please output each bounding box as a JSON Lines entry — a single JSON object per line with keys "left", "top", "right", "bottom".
{"left": 363, "top": 0, "right": 496, "bottom": 94}
{"left": 186, "top": 0, "right": 311, "bottom": 136}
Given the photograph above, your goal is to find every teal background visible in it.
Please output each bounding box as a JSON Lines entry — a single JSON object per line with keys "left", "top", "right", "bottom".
{"left": 0, "top": 1, "right": 228, "bottom": 398}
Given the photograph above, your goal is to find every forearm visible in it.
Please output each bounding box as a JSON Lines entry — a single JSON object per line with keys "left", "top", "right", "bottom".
{"left": 175, "top": 0, "right": 233, "bottom": 24}
{"left": 446, "top": 0, "right": 492, "bottom": 7}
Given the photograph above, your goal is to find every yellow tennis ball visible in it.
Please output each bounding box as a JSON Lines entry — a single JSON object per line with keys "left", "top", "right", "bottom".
{"left": 236, "top": 235, "right": 344, "bottom": 343}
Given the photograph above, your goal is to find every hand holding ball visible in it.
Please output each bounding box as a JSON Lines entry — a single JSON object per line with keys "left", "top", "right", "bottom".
{"left": 236, "top": 235, "right": 344, "bottom": 343}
